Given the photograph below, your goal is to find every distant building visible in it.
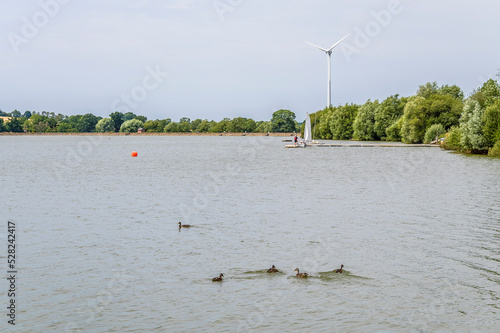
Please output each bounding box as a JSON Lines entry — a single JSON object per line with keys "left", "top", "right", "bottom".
{"left": 137, "top": 128, "right": 145, "bottom": 133}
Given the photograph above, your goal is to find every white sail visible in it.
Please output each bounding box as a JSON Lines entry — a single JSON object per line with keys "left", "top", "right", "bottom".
{"left": 304, "top": 113, "right": 312, "bottom": 143}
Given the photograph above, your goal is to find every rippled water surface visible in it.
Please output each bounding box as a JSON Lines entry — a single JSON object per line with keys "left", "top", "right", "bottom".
{"left": 1, "top": 135, "right": 500, "bottom": 332}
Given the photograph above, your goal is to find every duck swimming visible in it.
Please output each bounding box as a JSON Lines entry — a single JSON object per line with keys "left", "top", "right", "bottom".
{"left": 212, "top": 273, "right": 224, "bottom": 282}
{"left": 267, "top": 265, "right": 279, "bottom": 273}
{"left": 294, "top": 268, "right": 308, "bottom": 278}
{"left": 178, "top": 222, "right": 191, "bottom": 228}
{"left": 334, "top": 264, "right": 344, "bottom": 273}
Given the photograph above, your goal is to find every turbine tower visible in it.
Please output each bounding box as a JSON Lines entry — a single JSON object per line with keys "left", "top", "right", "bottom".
{"left": 306, "top": 34, "right": 349, "bottom": 108}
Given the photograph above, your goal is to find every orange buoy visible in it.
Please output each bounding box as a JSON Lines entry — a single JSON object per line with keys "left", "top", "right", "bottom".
{"left": 131, "top": 151, "right": 138, "bottom": 157}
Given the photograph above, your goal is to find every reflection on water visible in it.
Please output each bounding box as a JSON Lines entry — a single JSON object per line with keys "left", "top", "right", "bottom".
{"left": 1, "top": 135, "right": 500, "bottom": 332}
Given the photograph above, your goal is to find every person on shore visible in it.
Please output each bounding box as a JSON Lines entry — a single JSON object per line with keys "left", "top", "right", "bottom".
{"left": 294, "top": 134, "right": 298, "bottom": 145}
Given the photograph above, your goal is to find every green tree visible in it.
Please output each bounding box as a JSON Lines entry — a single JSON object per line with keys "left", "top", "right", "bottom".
{"left": 374, "top": 95, "right": 407, "bottom": 140}
{"left": 66, "top": 115, "right": 82, "bottom": 129}
{"left": 123, "top": 112, "right": 136, "bottom": 121}
{"left": 470, "top": 89, "right": 486, "bottom": 107}
{"left": 482, "top": 100, "right": 500, "bottom": 147}
{"left": 96, "top": 118, "right": 115, "bottom": 132}
{"left": 228, "top": 117, "right": 256, "bottom": 133}
{"left": 255, "top": 121, "right": 272, "bottom": 133}
{"left": 196, "top": 120, "right": 213, "bottom": 132}
{"left": 22, "top": 111, "right": 32, "bottom": 118}
{"left": 6, "top": 118, "right": 24, "bottom": 132}
{"left": 424, "top": 123, "right": 445, "bottom": 143}
{"left": 178, "top": 121, "right": 190, "bottom": 132}
{"left": 353, "top": 100, "right": 379, "bottom": 140}
{"left": 35, "top": 121, "right": 49, "bottom": 132}
{"left": 164, "top": 121, "right": 179, "bottom": 132}
{"left": 400, "top": 95, "right": 462, "bottom": 143}
{"left": 23, "top": 114, "right": 49, "bottom": 132}
{"left": 432, "top": 95, "right": 463, "bottom": 129}
{"left": 311, "top": 108, "right": 333, "bottom": 139}
{"left": 271, "top": 109, "right": 297, "bottom": 133}
{"left": 488, "top": 140, "right": 500, "bottom": 157}
{"left": 110, "top": 112, "right": 124, "bottom": 132}
{"left": 480, "top": 79, "right": 500, "bottom": 107}
{"left": 211, "top": 118, "right": 231, "bottom": 132}
{"left": 385, "top": 116, "right": 403, "bottom": 141}
{"left": 418, "top": 82, "right": 464, "bottom": 100}
{"left": 76, "top": 113, "right": 100, "bottom": 132}
{"left": 328, "top": 104, "right": 359, "bottom": 140}
{"left": 179, "top": 117, "right": 190, "bottom": 124}
{"left": 228, "top": 117, "right": 244, "bottom": 133}
{"left": 459, "top": 99, "right": 486, "bottom": 151}
{"left": 417, "top": 82, "right": 439, "bottom": 98}
{"left": 400, "top": 96, "right": 427, "bottom": 143}
{"left": 157, "top": 118, "right": 171, "bottom": 131}
{"left": 443, "top": 126, "right": 462, "bottom": 150}
{"left": 57, "top": 122, "right": 76, "bottom": 132}
{"left": 11, "top": 110, "right": 21, "bottom": 117}
{"left": 134, "top": 115, "right": 148, "bottom": 123}
{"left": 190, "top": 119, "right": 202, "bottom": 131}
{"left": 143, "top": 120, "right": 158, "bottom": 132}
{"left": 244, "top": 118, "right": 257, "bottom": 132}
{"left": 439, "top": 84, "right": 464, "bottom": 100}
{"left": 47, "top": 118, "right": 57, "bottom": 131}
{"left": 120, "top": 119, "right": 144, "bottom": 133}
{"left": 0, "top": 119, "right": 5, "bottom": 132}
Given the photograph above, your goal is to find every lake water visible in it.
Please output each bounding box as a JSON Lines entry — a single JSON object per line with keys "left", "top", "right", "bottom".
{"left": 1, "top": 135, "right": 500, "bottom": 332}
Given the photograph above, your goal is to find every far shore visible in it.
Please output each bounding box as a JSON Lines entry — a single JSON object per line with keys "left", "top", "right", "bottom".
{"left": 0, "top": 132, "right": 296, "bottom": 137}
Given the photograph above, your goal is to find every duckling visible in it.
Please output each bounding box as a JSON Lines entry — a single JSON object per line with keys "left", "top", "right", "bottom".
{"left": 212, "top": 273, "right": 224, "bottom": 282}
{"left": 334, "top": 264, "right": 344, "bottom": 274}
{"left": 267, "top": 265, "right": 279, "bottom": 273}
{"left": 294, "top": 268, "right": 308, "bottom": 278}
{"left": 178, "top": 222, "right": 191, "bottom": 228}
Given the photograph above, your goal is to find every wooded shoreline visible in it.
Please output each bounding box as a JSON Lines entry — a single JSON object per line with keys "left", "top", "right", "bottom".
{"left": 0, "top": 132, "right": 296, "bottom": 136}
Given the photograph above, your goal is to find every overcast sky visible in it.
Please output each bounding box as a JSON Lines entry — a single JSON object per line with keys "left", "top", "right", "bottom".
{"left": 1, "top": 0, "right": 499, "bottom": 122}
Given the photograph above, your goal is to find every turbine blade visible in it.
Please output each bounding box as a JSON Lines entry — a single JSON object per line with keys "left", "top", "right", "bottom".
{"left": 305, "top": 41, "right": 328, "bottom": 52}
{"left": 327, "top": 34, "right": 350, "bottom": 51}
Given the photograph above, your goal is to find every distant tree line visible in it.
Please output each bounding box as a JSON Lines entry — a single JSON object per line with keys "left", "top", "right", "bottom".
{"left": 0, "top": 109, "right": 299, "bottom": 134}
{"left": 2, "top": 76, "right": 499, "bottom": 157}
{"left": 302, "top": 76, "right": 500, "bottom": 157}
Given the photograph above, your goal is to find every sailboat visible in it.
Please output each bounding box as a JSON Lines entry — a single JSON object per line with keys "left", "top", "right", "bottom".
{"left": 285, "top": 113, "right": 318, "bottom": 148}
{"left": 286, "top": 113, "right": 312, "bottom": 148}
{"left": 303, "top": 113, "right": 312, "bottom": 145}
{"left": 304, "top": 113, "right": 324, "bottom": 145}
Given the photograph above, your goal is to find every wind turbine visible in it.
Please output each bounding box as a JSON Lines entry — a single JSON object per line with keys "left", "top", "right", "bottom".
{"left": 305, "top": 34, "right": 349, "bottom": 108}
